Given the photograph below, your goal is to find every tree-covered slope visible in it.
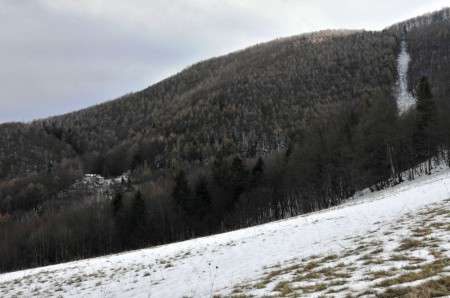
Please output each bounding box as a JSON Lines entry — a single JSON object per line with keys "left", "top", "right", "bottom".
{"left": 35, "top": 29, "right": 398, "bottom": 176}
{"left": 0, "top": 122, "right": 75, "bottom": 179}
{"left": 387, "top": 8, "right": 450, "bottom": 102}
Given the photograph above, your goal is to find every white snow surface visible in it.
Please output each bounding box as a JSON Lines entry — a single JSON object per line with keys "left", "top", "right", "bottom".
{"left": 395, "top": 40, "right": 415, "bottom": 114}
{"left": 1, "top": 168, "right": 450, "bottom": 297}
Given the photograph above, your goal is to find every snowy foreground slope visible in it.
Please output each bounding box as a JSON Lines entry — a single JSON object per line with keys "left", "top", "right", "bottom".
{"left": 1, "top": 169, "right": 450, "bottom": 297}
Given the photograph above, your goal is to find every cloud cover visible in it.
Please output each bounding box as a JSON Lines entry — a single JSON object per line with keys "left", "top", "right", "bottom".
{"left": 0, "top": 0, "right": 448, "bottom": 123}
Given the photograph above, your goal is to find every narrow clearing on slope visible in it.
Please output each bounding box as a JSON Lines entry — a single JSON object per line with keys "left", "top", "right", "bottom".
{"left": 395, "top": 39, "right": 415, "bottom": 113}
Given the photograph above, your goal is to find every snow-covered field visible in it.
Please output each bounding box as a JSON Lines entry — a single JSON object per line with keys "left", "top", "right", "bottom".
{"left": 1, "top": 168, "right": 450, "bottom": 297}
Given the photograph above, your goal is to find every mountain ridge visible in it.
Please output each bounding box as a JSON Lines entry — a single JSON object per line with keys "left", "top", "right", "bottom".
{"left": 386, "top": 6, "right": 450, "bottom": 32}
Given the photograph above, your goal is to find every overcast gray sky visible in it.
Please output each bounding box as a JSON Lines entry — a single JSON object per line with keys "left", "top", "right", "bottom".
{"left": 0, "top": 0, "right": 448, "bottom": 123}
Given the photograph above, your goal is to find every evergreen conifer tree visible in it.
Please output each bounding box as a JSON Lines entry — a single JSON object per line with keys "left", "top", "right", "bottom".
{"left": 414, "top": 76, "right": 436, "bottom": 172}
{"left": 172, "top": 170, "right": 191, "bottom": 212}
{"left": 251, "top": 156, "right": 264, "bottom": 187}
{"left": 416, "top": 76, "right": 435, "bottom": 131}
{"left": 132, "top": 190, "right": 146, "bottom": 225}
{"left": 130, "top": 190, "right": 147, "bottom": 246}
{"left": 195, "top": 176, "right": 212, "bottom": 220}
{"left": 230, "top": 157, "right": 249, "bottom": 202}
{"left": 112, "top": 192, "right": 123, "bottom": 215}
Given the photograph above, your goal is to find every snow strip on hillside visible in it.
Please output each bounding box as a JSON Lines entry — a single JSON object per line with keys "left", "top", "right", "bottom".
{"left": 1, "top": 169, "right": 450, "bottom": 297}
{"left": 395, "top": 40, "right": 415, "bottom": 114}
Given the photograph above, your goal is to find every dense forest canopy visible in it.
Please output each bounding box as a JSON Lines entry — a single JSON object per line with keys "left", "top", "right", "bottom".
{"left": 34, "top": 29, "right": 398, "bottom": 174}
{"left": 0, "top": 8, "right": 449, "bottom": 273}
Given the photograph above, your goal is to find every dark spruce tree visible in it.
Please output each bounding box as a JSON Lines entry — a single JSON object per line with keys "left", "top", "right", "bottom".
{"left": 112, "top": 192, "right": 123, "bottom": 215}
{"left": 416, "top": 76, "right": 435, "bottom": 131}
{"left": 230, "top": 157, "right": 249, "bottom": 203}
{"left": 250, "top": 156, "right": 264, "bottom": 187}
{"left": 414, "top": 76, "right": 437, "bottom": 173}
{"left": 130, "top": 190, "right": 147, "bottom": 247}
{"left": 172, "top": 170, "right": 192, "bottom": 213}
{"left": 194, "top": 176, "right": 212, "bottom": 220}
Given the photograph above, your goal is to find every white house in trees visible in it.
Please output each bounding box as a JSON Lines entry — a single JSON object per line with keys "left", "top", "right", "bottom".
{"left": 82, "top": 174, "right": 105, "bottom": 185}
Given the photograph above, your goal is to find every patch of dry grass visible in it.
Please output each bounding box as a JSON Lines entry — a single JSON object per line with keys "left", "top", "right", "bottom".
{"left": 376, "top": 275, "right": 450, "bottom": 298}
{"left": 274, "top": 281, "right": 293, "bottom": 296}
{"left": 377, "top": 259, "right": 449, "bottom": 287}
{"left": 367, "top": 269, "right": 398, "bottom": 280}
{"left": 395, "top": 238, "right": 423, "bottom": 251}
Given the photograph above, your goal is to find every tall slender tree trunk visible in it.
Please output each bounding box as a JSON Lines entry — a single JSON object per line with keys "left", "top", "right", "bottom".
{"left": 387, "top": 142, "right": 397, "bottom": 184}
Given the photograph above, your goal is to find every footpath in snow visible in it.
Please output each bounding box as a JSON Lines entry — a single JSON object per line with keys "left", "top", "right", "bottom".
{"left": 1, "top": 167, "right": 450, "bottom": 297}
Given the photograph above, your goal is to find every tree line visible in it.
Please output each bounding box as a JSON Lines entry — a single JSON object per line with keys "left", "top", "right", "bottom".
{"left": 1, "top": 73, "right": 449, "bottom": 272}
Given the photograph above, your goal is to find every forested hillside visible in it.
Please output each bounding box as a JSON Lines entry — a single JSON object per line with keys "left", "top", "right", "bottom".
{"left": 0, "top": 123, "right": 75, "bottom": 179}
{"left": 0, "top": 8, "right": 449, "bottom": 273}
{"left": 35, "top": 29, "right": 398, "bottom": 175}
